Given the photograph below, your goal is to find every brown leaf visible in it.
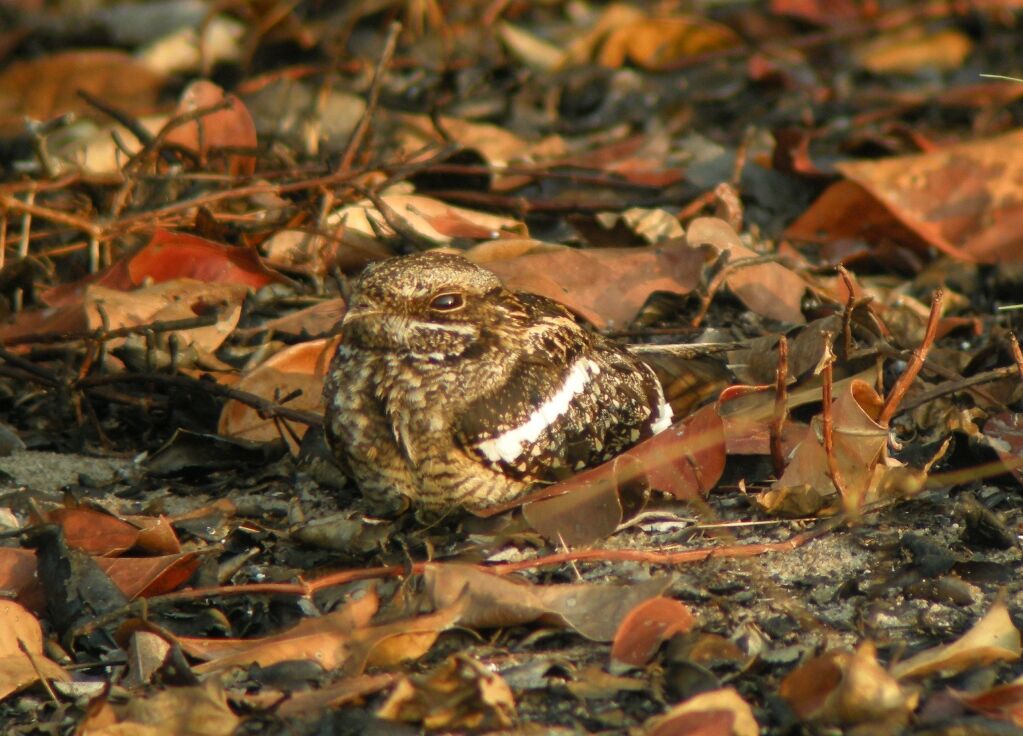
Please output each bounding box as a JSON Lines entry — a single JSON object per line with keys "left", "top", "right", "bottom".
{"left": 184, "top": 589, "right": 379, "bottom": 672}
{"left": 469, "top": 240, "right": 706, "bottom": 330}
{"left": 686, "top": 217, "right": 807, "bottom": 324}
{"left": 522, "top": 455, "right": 634, "bottom": 546}
{"left": 0, "top": 600, "right": 70, "bottom": 702}
{"left": 611, "top": 596, "right": 696, "bottom": 667}
{"left": 891, "top": 600, "right": 1021, "bottom": 679}
{"left": 79, "top": 679, "right": 239, "bottom": 736}
{"left": 218, "top": 336, "right": 342, "bottom": 450}
{"left": 955, "top": 674, "right": 1023, "bottom": 726}
{"left": 642, "top": 688, "right": 759, "bottom": 736}
{"left": 424, "top": 563, "right": 670, "bottom": 641}
{"left": 0, "top": 50, "right": 165, "bottom": 136}
{"left": 48, "top": 508, "right": 140, "bottom": 556}
{"left": 772, "top": 378, "right": 894, "bottom": 511}
{"left": 598, "top": 15, "right": 741, "bottom": 70}
{"left": 793, "top": 129, "right": 1023, "bottom": 263}
{"left": 852, "top": 26, "right": 972, "bottom": 75}
{"left": 780, "top": 642, "right": 917, "bottom": 728}
{"left": 377, "top": 655, "right": 516, "bottom": 731}
{"left": 98, "top": 554, "right": 201, "bottom": 600}
{"left": 164, "top": 80, "right": 257, "bottom": 176}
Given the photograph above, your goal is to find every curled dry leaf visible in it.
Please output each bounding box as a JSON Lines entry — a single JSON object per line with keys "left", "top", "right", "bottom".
{"left": 686, "top": 217, "right": 807, "bottom": 325}
{"left": 891, "top": 600, "right": 1022, "bottom": 680}
{"left": 779, "top": 642, "right": 916, "bottom": 729}
{"left": 377, "top": 655, "right": 516, "bottom": 731}
{"left": 611, "top": 596, "right": 696, "bottom": 668}
{"left": 771, "top": 378, "right": 898, "bottom": 513}
{"left": 791, "top": 128, "right": 1023, "bottom": 263}
{"left": 329, "top": 191, "right": 527, "bottom": 248}
{"left": 955, "top": 673, "right": 1023, "bottom": 726}
{"left": 78, "top": 679, "right": 239, "bottom": 736}
{"left": 0, "top": 599, "right": 70, "bottom": 702}
{"left": 219, "top": 336, "right": 342, "bottom": 450}
{"left": 642, "top": 688, "right": 758, "bottom": 736}
{"left": 424, "top": 563, "right": 670, "bottom": 642}
{"left": 163, "top": 80, "right": 257, "bottom": 176}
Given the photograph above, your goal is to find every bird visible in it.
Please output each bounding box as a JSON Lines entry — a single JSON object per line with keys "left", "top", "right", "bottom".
{"left": 323, "top": 251, "right": 673, "bottom": 511}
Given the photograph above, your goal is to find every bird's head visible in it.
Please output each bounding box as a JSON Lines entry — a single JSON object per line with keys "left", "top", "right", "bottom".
{"left": 341, "top": 252, "right": 512, "bottom": 356}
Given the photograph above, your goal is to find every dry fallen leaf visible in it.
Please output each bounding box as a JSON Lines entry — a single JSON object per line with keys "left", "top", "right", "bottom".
{"left": 791, "top": 128, "right": 1023, "bottom": 263}
{"left": 0, "top": 600, "right": 70, "bottom": 702}
{"left": 377, "top": 655, "right": 516, "bottom": 731}
{"left": 642, "top": 687, "right": 758, "bottom": 736}
{"left": 611, "top": 596, "right": 696, "bottom": 668}
{"left": 891, "top": 600, "right": 1022, "bottom": 679}
{"left": 779, "top": 642, "right": 916, "bottom": 730}
{"left": 219, "top": 336, "right": 342, "bottom": 450}
{"left": 425, "top": 563, "right": 671, "bottom": 641}
{"left": 78, "top": 679, "right": 239, "bottom": 736}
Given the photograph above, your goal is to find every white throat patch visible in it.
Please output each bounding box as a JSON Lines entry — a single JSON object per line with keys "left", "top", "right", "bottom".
{"left": 477, "top": 357, "right": 601, "bottom": 465}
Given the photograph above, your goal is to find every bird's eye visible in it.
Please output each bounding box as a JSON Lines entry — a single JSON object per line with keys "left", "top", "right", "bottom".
{"left": 429, "top": 292, "right": 464, "bottom": 311}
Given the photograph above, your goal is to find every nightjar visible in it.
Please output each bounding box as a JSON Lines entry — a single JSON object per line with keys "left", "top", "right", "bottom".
{"left": 323, "top": 251, "right": 672, "bottom": 510}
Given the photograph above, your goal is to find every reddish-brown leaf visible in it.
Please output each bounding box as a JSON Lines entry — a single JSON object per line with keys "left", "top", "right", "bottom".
{"left": 611, "top": 596, "right": 696, "bottom": 667}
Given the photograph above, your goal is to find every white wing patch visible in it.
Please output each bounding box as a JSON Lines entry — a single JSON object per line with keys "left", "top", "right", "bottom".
{"left": 650, "top": 398, "right": 674, "bottom": 434}
{"left": 477, "top": 358, "right": 601, "bottom": 465}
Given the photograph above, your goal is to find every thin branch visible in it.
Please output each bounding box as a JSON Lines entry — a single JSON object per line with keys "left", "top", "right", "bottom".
{"left": 771, "top": 335, "right": 789, "bottom": 479}
{"left": 338, "top": 22, "right": 401, "bottom": 173}
{"left": 878, "top": 289, "right": 943, "bottom": 425}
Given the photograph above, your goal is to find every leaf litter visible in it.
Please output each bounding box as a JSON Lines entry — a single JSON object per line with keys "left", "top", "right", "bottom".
{"left": 0, "top": 1, "right": 1022, "bottom": 734}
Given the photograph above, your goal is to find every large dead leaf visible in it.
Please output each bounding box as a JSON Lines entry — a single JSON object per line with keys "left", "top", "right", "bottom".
{"left": 779, "top": 642, "right": 916, "bottom": 729}
{"left": 790, "top": 128, "right": 1023, "bottom": 263}
{"left": 891, "top": 600, "right": 1021, "bottom": 679}
{"left": 611, "top": 596, "right": 696, "bottom": 668}
{"left": 185, "top": 589, "right": 462, "bottom": 676}
{"left": 41, "top": 229, "right": 285, "bottom": 308}
{"left": 78, "top": 679, "right": 239, "bottom": 736}
{"left": 852, "top": 26, "right": 972, "bottom": 75}
{"left": 0, "top": 600, "right": 70, "bottom": 702}
{"left": 218, "top": 336, "right": 342, "bottom": 450}
{"left": 377, "top": 655, "right": 516, "bottom": 731}
{"left": 424, "top": 563, "right": 670, "bottom": 642}
{"left": 772, "top": 378, "right": 896, "bottom": 512}
{"left": 642, "top": 688, "right": 758, "bottom": 736}
{"left": 183, "top": 589, "right": 379, "bottom": 671}
{"left": 467, "top": 240, "right": 706, "bottom": 329}
{"left": 163, "top": 80, "right": 257, "bottom": 176}
{"left": 686, "top": 217, "right": 807, "bottom": 324}
{"left": 0, "top": 50, "right": 166, "bottom": 136}
{"left": 566, "top": 4, "right": 740, "bottom": 71}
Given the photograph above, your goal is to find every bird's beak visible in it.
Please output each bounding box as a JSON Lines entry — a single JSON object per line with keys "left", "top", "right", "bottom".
{"left": 341, "top": 305, "right": 380, "bottom": 327}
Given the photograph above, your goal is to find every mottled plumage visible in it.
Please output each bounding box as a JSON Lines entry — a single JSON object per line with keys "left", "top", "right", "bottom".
{"left": 323, "top": 251, "right": 671, "bottom": 510}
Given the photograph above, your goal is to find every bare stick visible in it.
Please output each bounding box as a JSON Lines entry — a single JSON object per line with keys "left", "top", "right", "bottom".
{"left": 770, "top": 335, "right": 789, "bottom": 479}
{"left": 338, "top": 22, "right": 401, "bottom": 173}
{"left": 878, "top": 289, "right": 943, "bottom": 426}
